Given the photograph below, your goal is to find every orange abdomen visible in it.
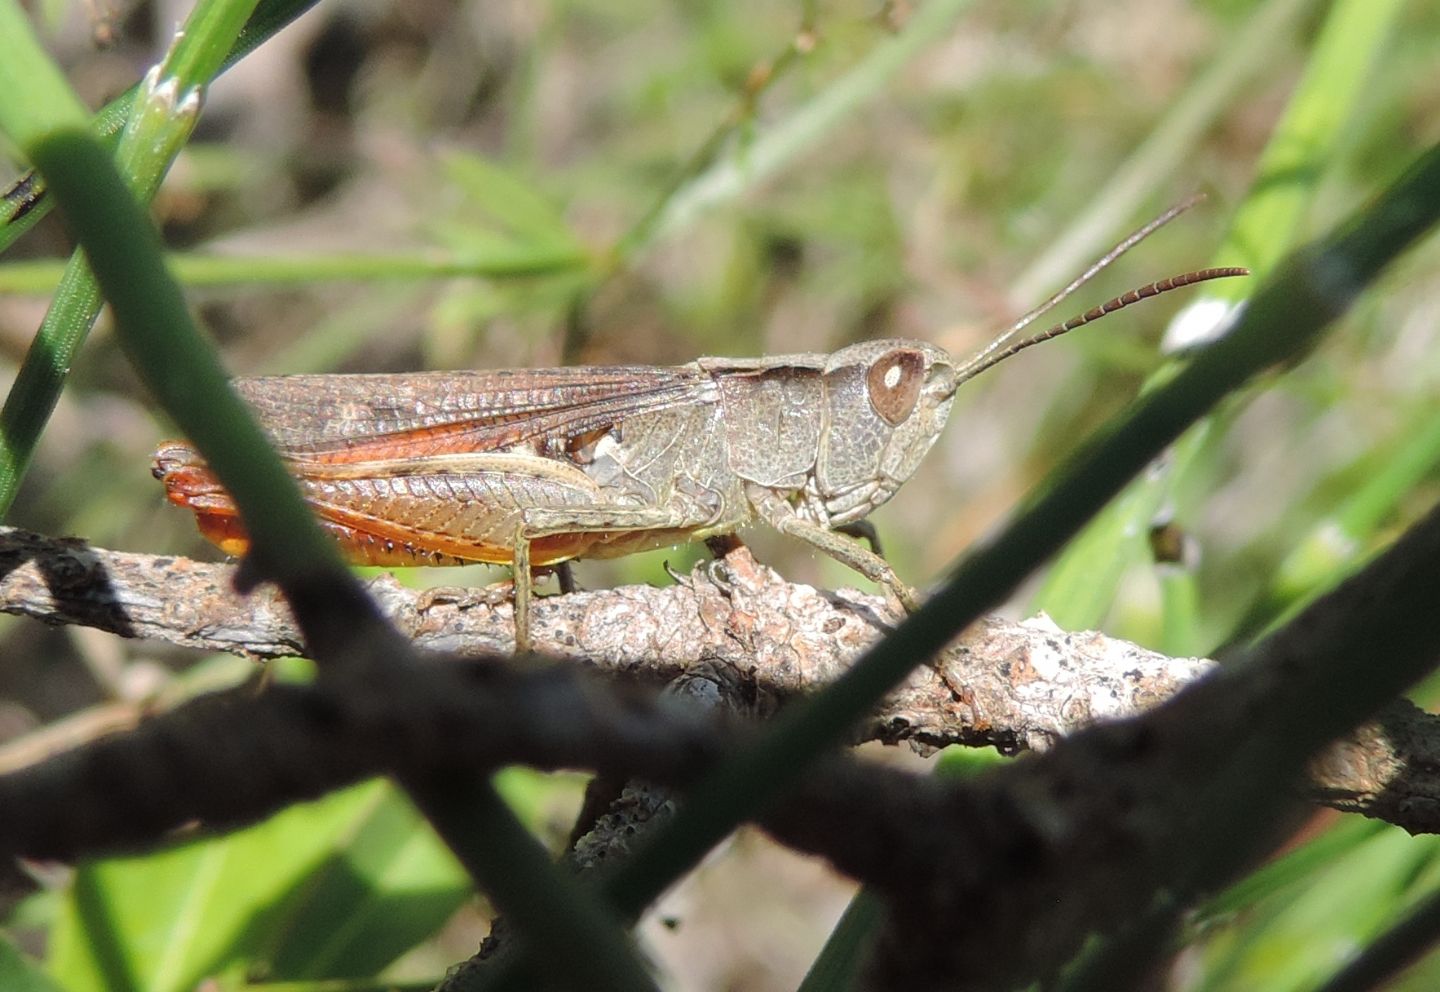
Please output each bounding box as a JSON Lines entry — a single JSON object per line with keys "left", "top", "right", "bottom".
{"left": 152, "top": 442, "right": 604, "bottom": 568}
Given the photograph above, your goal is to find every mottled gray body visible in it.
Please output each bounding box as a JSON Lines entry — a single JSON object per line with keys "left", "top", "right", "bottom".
{"left": 158, "top": 339, "right": 959, "bottom": 649}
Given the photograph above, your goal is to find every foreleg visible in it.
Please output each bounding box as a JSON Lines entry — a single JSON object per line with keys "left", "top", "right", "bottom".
{"left": 748, "top": 485, "right": 920, "bottom": 612}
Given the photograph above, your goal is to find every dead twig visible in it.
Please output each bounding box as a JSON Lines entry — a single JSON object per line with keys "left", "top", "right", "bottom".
{"left": 0, "top": 525, "right": 1434, "bottom": 834}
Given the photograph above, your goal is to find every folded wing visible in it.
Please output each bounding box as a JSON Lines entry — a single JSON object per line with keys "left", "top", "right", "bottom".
{"left": 233, "top": 365, "right": 715, "bottom": 462}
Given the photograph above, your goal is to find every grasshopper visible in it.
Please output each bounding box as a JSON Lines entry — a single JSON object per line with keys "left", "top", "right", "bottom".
{"left": 154, "top": 216, "right": 1244, "bottom": 651}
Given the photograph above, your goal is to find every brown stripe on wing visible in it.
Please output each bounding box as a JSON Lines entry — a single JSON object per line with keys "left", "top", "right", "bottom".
{"left": 293, "top": 382, "right": 709, "bottom": 463}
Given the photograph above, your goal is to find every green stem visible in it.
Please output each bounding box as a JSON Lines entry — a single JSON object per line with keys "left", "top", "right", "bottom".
{"left": 407, "top": 777, "right": 657, "bottom": 992}
{"left": 0, "top": 0, "right": 321, "bottom": 248}
{"left": 795, "top": 889, "right": 885, "bottom": 992}
{"left": 0, "top": 247, "right": 590, "bottom": 293}
{"left": 33, "top": 123, "right": 653, "bottom": 992}
{"left": 605, "top": 144, "right": 1440, "bottom": 939}
{"left": 0, "top": 0, "right": 262, "bottom": 517}
{"left": 28, "top": 129, "right": 339, "bottom": 585}
{"left": 1032, "top": 0, "right": 1407, "bottom": 636}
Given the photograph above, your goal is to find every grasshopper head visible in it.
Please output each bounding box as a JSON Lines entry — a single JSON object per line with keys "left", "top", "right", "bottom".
{"left": 806, "top": 241, "right": 1249, "bottom": 528}
{"left": 815, "top": 339, "right": 957, "bottom": 526}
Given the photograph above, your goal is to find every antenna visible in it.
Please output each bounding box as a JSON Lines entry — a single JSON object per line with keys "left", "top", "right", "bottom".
{"left": 953, "top": 266, "right": 1248, "bottom": 386}
{"left": 950, "top": 193, "right": 1248, "bottom": 387}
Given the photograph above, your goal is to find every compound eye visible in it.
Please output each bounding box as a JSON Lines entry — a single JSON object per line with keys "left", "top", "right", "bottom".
{"left": 866, "top": 349, "right": 925, "bottom": 426}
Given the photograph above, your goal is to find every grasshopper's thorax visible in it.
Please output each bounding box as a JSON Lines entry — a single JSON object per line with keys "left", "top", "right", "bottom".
{"left": 806, "top": 339, "right": 957, "bottom": 527}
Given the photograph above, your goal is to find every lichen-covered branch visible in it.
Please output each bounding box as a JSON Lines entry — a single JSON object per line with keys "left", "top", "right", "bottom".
{"left": 0, "top": 525, "right": 1210, "bottom": 750}
{"left": 0, "top": 525, "right": 1435, "bottom": 834}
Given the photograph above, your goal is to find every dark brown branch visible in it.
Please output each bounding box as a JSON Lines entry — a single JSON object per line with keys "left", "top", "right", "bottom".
{"left": 0, "top": 656, "right": 722, "bottom": 860}
{"left": 0, "top": 525, "right": 1433, "bottom": 834}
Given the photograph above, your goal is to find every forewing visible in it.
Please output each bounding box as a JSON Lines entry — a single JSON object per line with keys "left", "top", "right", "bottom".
{"left": 233, "top": 365, "right": 714, "bottom": 462}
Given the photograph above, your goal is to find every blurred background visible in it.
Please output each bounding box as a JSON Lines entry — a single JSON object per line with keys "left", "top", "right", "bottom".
{"left": 2, "top": 0, "right": 1440, "bottom": 989}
